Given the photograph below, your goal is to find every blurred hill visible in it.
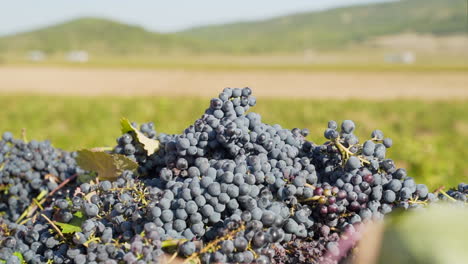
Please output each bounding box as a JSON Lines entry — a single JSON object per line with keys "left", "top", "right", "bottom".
{"left": 0, "top": 0, "right": 465, "bottom": 55}
{"left": 181, "top": 0, "right": 467, "bottom": 53}
{"left": 0, "top": 18, "right": 201, "bottom": 55}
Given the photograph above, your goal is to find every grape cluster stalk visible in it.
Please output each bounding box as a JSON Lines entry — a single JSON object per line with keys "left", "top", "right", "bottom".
{"left": 0, "top": 87, "right": 466, "bottom": 264}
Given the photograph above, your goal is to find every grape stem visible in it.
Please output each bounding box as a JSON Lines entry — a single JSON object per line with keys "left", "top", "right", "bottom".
{"left": 83, "top": 236, "right": 102, "bottom": 247}
{"left": 21, "top": 128, "right": 28, "bottom": 143}
{"left": 16, "top": 189, "right": 48, "bottom": 224}
{"left": 167, "top": 251, "right": 180, "bottom": 264}
{"left": 300, "top": 195, "right": 322, "bottom": 203}
{"left": 438, "top": 189, "right": 457, "bottom": 202}
{"left": 162, "top": 239, "right": 188, "bottom": 248}
{"left": 333, "top": 138, "right": 370, "bottom": 165}
{"left": 184, "top": 223, "right": 245, "bottom": 264}
{"left": 40, "top": 213, "right": 66, "bottom": 241}
{"left": 408, "top": 196, "right": 428, "bottom": 206}
{"left": 48, "top": 173, "right": 78, "bottom": 197}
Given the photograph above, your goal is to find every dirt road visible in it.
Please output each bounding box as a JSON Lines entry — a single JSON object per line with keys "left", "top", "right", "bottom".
{"left": 0, "top": 66, "right": 466, "bottom": 99}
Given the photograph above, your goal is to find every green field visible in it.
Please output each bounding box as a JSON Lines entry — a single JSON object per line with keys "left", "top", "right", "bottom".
{"left": 3, "top": 52, "right": 468, "bottom": 73}
{"left": 0, "top": 95, "right": 466, "bottom": 189}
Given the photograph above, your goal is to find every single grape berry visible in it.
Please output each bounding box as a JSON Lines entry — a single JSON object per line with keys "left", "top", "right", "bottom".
{"left": 179, "top": 241, "right": 196, "bottom": 257}
{"left": 341, "top": 120, "right": 355, "bottom": 133}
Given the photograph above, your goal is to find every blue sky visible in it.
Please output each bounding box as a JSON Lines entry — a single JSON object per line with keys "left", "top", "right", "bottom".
{"left": 0, "top": 0, "right": 387, "bottom": 36}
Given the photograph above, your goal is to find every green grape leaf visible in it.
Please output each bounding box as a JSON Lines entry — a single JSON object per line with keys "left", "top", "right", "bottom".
{"left": 55, "top": 211, "right": 85, "bottom": 234}
{"left": 13, "top": 251, "right": 25, "bottom": 264}
{"left": 55, "top": 222, "right": 81, "bottom": 234}
{"left": 120, "top": 117, "right": 160, "bottom": 155}
{"left": 72, "top": 211, "right": 84, "bottom": 222}
{"left": 76, "top": 149, "right": 138, "bottom": 181}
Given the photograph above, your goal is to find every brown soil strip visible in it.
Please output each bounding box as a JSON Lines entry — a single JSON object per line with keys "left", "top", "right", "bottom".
{"left": 1, "top": 66, "right": 466, "bottom": 99}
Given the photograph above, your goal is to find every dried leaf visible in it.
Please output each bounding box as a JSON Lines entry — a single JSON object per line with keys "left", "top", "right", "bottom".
{"left": 76, "top": 149, "right": 138, "bottom": 181}
{"left": 120, "top": 117, "right": 160, "bottom": 155}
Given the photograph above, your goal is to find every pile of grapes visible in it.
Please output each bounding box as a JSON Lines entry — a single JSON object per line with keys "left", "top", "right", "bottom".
{"left": 0, "top": 88, "right": 466, "bottom": 264}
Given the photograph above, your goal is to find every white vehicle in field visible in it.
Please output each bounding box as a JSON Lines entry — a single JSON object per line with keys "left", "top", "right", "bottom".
{"left": 66, "top": 50, "right": 89, "bottom": 63}
{"left": 27, "top": 50, "right": 46, "bottom": 62}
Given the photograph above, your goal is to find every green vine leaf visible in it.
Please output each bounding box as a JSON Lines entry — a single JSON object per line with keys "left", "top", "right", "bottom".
{"left": 120, "top": 117, "right": 160, "bottom": 155}
{"left": 13, "top": 252, "right": 25, "bottom": 264}
{"left": 55, "top": 222, "right": 81, "bottom": 234}
{"left": 55, "top": 211, "right": 85, "bottom": 234}
{"left": 76, "top": 149, "right": 138, "bottom": 181}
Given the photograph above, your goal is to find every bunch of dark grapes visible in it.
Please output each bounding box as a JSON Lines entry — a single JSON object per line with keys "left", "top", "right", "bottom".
{"left": 0, "top": 171, "right": 165, "bottom": 264}
{"left": 439, "top": 183, "right": 468, "bottom": 202}
{"left": 109, "top": 87, "right": 432, "bottom": 263}
{"left": 0, "top": 133, "right": 82, "bottom": 222}
{"left": 1, "top": 87, "right": 466, "bottom": 264}
{"left": 0, "top": 133, "right": 86, "bottom": 263}
{"left": 307, "top": 120, "right": 435, "bottom": 228}
{"left": 273, "top": 238, "right": 336, "bottom": 264}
